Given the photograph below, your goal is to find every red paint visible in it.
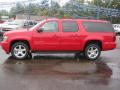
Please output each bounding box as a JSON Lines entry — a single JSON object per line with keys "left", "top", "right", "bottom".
{"left": 1, "top": 19, "right": 116, "bottom": 53}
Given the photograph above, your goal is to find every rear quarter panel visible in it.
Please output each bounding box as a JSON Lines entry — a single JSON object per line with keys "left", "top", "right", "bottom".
{"left": 80, "top": 20, "right": 116, "bottom": 51}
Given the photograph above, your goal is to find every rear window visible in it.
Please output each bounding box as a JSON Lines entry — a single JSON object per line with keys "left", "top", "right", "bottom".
{"left": 83, "top": 22, "right": 114, "bottom": 32}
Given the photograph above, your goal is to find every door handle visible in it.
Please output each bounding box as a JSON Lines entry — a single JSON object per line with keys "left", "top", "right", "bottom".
{"left": 71, "top": 34, "right": 79, "bottom": 37}
{"left": 53, "top": 35, "right": 58, "bottom": 37}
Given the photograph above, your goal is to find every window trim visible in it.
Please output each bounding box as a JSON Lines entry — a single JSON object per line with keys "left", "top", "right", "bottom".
{"left": 62, "top": 21, "right": 79, "bottom": 32}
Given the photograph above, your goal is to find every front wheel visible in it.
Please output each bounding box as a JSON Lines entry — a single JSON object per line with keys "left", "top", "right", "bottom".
{"left": 84, "top": 44, "right": 101, "bottom": 60}
{"left": 11, "top": 42, "right": 29, "bottom": 60}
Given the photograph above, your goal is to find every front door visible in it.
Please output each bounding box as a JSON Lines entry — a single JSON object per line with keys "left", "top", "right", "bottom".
{"left": 32, "top": 20, "right": 60, "bottom": 51}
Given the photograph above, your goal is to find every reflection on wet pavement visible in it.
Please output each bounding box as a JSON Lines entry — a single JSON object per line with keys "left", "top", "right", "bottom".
{"left": 0, "top": 55, "right": 115, "bottom": 90}
{"left": 0, "top": 55, "right": 113, "bottom": 80}
{"left": 0, "top": 37, "right": 119, "bottom": 90}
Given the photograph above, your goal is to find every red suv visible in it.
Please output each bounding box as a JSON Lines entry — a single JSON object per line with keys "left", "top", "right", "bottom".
{"left": 1, "top": 19, "right": 116, "bottom": 60}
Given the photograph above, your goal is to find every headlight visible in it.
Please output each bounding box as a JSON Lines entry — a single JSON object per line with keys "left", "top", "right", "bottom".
{"left": 3, "top": 36, "right": 8, "bottom": 41}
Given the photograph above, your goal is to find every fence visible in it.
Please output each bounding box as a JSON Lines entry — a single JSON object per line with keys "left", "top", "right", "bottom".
{"left": 0, "top": 0, "right": 120, "bottom": 23}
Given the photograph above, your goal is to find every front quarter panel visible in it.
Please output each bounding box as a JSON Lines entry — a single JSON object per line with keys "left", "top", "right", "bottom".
{"left": 3, "top": 30, "right": 32, "bottom": 53}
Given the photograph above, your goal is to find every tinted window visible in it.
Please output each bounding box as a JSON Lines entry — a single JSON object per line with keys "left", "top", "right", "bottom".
{"left": 62, "top": 21, "right": 78, "bottom": 32}
{"left": 41, "top": 21, "right": 58, "bottom": 32}
{"left": 83, "top": 22, "right": 114, "bottom": 32}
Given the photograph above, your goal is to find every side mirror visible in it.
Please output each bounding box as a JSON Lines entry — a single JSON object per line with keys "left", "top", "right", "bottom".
{"left": 37, "top": 28, "right": 44, "bottom": 33}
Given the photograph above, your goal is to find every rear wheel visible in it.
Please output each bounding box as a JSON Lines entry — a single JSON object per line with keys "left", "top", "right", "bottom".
{"left": 11, "top": 42, "right": 29, "bottom": 60}
{"left": 84, "top": 44, "right": 101, "bottom": 60}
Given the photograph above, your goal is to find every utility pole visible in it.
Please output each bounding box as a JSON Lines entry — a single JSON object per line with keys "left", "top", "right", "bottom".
{"left": 107, "top": 0, "right": 113, "bottom": 22}
{"left": 96, "top": 0, "right": 100, "bottom": 19}
{"left": 51, "top": 0, "right": 52, "bottom": 6}
{"left": 96, "top": 8, "right": 100, "bottom": 20}
{"left": 50, "top": 0, "right": 52, "bottom": 16}
{"left": 28, "top": 0, "right": 31, "bottom": 20}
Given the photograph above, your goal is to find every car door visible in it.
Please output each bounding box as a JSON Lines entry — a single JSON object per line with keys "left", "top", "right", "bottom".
{"left": 60, "top": 20, "right": 82, "bottom": 50}
{"left": 32, "top": 20, "right": 60, "bottom": 51}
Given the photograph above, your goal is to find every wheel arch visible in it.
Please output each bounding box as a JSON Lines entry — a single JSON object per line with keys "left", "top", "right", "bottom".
{"left": 84, "top": 40, "right": 102, "bottom": 51}
{"left": 9, "top": 40, "right": 31, "bottom": 52}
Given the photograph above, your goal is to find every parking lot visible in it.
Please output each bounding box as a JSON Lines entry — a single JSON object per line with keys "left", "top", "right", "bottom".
{"left": 0, "top": 36, "right": 120, "bottom": 90}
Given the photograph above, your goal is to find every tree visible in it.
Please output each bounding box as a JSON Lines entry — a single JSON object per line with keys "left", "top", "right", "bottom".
{"left": 41, "top": 0, "right": 49, "bottom": 8}
{"left": 9, "top": 2, "right": 26, "bottom": 18}
{"left": 50, "top": 1, "right": 60, "bottom": 16}
{"left": 0, "top": 10, "right": 9, "bottom": 20}
{"left": 74, "top": 0, "right": 85, "bottom": 3}
{"left": 92, "top": 0, "right": 120, "bottom": 9}
{"left": 16, "top": 3, "right": 25, "bottom": 13}
{"left": 0, "top": 10, "right": 9, "bottom": 16}
{"left": 108, "top": 0, "right": 120, "bottom": 9}
{"left": 33, "top": 0, "right": 49, "bottom": 16}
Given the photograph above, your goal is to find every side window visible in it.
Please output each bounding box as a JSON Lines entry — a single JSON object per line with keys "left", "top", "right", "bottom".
{"left": 62, "top": 21, "right": 78, "bottom": 32}
{"left": 41, "top": 21, "right": 58, "bottom": 32}
{"left": 83, "top": 22, "right": 114, "bottom": 32}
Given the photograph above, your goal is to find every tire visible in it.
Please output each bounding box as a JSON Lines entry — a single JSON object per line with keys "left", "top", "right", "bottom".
{"left": 11, "top": 42, "right": 29, "bottom": 60}
{"left": 27, "top": 51, "right": 32, "bottom": 59}
{"left": 84, "top": 44, "right": 101, "bottom": 60}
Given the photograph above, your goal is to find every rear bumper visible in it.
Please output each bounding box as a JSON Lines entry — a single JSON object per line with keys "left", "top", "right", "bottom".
{"left": 0, "top": 41, "right": 10, "bottom": 54}
{"left": 102, "top": 42, "right": 116, "bottom": 51}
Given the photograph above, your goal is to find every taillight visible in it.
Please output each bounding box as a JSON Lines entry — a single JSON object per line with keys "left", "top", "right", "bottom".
{"left": 113, "top": 33, "right": 116, "bottom": 41}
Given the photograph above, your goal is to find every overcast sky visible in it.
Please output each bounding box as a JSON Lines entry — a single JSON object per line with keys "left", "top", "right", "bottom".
{"left": 0, "top": 0, "right": 70, "bottom": 11}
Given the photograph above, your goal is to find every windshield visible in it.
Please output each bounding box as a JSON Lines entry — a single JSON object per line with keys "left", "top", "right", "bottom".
{"left": 29, "top": 20, "right": 45, "bottom": 31}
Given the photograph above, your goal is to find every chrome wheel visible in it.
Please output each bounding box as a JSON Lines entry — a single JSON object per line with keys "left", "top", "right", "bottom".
{"left": 85, "top": 44, "right": 101, "bottom": 60}
{"left": 13, "top": 45, "right": 27, "bottom": 58}
{"left": 87, "top": 46, "right": 99, "bottom": 59}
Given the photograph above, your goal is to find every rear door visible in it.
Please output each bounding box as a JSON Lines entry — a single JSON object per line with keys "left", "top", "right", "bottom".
{"left": 60, "top": 20, "right": 82, "bottom": 50}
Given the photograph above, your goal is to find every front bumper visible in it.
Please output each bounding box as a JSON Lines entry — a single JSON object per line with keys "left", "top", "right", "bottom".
{"left": 0, "top": 41, "right": 10, "bottom": 54}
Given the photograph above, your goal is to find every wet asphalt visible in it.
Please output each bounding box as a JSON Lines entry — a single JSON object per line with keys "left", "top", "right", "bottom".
{"left": 0, "top": 36, "right": 120, "bottom": 90}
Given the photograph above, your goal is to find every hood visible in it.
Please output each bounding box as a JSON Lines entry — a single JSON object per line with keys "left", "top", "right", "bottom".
{"left": 4, "top": 29, "right": 29, "bottom": 36}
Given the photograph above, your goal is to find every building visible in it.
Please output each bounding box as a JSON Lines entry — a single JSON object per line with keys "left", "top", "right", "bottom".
{"left": 16, "top": 14, "right": 50, "bottom": 21}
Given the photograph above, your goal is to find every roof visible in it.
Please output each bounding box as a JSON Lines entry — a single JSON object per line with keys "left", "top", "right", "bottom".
{"left": 45, "top": 18, "right": 108, "bottom": 22}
